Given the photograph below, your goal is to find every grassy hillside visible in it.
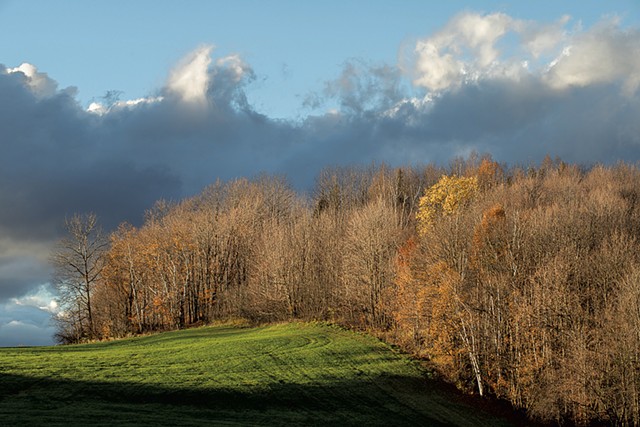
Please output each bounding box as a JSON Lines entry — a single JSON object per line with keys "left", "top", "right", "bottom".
{"left": 0, "top": 322, "right": 518, "bottom": 426}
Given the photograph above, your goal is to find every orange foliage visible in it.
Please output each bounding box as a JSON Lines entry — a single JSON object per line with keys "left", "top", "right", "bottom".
{"left": 477, "top": 158, "right": 503, "bottom": 190}
{"left": 470, "top": 203, "right": 507, "bottom": 271}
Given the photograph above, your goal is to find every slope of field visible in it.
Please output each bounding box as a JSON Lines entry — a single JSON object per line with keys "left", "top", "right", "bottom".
{"left": 0, "top": 323, "right": 517, "bottom": 426}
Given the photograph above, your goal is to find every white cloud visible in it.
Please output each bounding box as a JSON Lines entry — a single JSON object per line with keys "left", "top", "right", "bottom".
{"left": 7, "top": 62, "right": 59, "bottom": 98}
{"left": 167, "top": 45, "right": 213, "bottom": 105}
{"left": 87, "top": 101, "right": 107, "bottom": 115}
{"left": 519, "top": 15, "right": 571, "bottom": 59}
{"left": 412, "top": 12, "right": 640, "bottom": 95}
{"left": 545, "top": 19, "right": 640, "bottom": 93}
{"left": 12, "top": 284, "right": 59, "bottom": 314}
{"left": 413, "top": 12, "right": 516, "bottom": 91}
{"left": 450, "top": 12, "right": 512, "bottom": 66}
{"left": 413, "top": 40, "right": 463, "bottom": 91}
{"left": 216, "top": 54, "right": 250, "bottom": 83}
{"left": 87, "top": 96, "right": 164, "bottom": 115}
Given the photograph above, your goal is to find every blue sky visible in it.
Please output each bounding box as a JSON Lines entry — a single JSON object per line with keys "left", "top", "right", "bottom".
{"left": 1, "top": 0, "right": 640, "bottom": 346}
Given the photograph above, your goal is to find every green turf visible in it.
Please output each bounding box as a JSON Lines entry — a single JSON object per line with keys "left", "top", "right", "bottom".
{"left": 0, "top": 322, "right": 516, "bottom": 426}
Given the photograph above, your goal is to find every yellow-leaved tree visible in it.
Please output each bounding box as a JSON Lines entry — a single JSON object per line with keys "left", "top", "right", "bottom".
{"left": 416, "top": 175, "right": 479, "bottom": 235}
{"left": 410, "top": 174, "right": 484, "bottom": 395}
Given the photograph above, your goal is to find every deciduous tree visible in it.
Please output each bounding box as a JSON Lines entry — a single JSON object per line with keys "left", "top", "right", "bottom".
{"left": 51, "top": 213, "right": 107, "bottom": 342}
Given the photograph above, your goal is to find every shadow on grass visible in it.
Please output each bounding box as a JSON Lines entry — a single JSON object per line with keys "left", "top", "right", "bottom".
{"left": 0, "top": 372, "right": 527, "bottom": 427}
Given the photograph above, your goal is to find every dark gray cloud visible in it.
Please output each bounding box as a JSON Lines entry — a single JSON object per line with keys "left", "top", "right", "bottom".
{"left": 0, "top": 255, "right": 51, "bottom": 300}
{"left": 2, "top": 14, "right": 640, "bottom": 345}
{"left": 0, "top": 321, "right": 56, "bottom": 347}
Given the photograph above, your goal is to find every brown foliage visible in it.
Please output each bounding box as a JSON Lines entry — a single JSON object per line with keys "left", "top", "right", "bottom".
{"left": 56, "top": 159, "right": 640, "bottom": 425}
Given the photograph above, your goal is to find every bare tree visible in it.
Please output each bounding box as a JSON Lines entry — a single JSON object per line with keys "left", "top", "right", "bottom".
{"left": 343, "top": 198, "right": 401, "bottom": 328}
{"left": 51, "top": 213, "right": 108, "bottom": 342}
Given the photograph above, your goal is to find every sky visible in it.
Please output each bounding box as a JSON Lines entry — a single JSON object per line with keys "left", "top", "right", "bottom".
{"left": 1, "top": 0, "right": 640, "bottom": 346}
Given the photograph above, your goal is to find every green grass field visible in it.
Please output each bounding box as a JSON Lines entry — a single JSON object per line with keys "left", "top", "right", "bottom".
{"left": 0, "top": 322, "right": 519, "bottom": 426}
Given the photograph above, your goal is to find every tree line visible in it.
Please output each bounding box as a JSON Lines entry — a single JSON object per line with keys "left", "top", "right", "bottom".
{"left": 52, "top": 156, "right": 640, "bottom": 425}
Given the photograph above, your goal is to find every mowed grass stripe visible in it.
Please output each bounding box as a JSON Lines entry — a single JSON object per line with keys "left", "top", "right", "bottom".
{"left": 0, "top": 323, "right": 515, "bottom": 426}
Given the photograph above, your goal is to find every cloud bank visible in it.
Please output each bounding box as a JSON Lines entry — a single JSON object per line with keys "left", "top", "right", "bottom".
{"left": 1, "top": 12, "right": 640, "bottom": 345}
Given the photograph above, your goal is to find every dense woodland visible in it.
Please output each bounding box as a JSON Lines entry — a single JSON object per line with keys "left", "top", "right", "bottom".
{"left": 52, "top": 155, "right": 640, "bottom": 426}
